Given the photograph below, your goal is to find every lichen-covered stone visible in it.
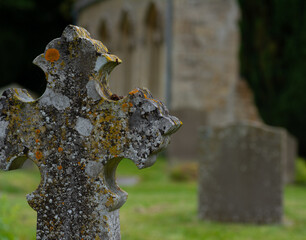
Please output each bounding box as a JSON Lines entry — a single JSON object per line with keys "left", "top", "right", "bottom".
{"left": 0, "top": 25, "right": 181, "bottom": 239}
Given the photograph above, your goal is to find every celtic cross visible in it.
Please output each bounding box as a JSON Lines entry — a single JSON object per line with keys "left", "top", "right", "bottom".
{"left": 0, "top": 25, "right": 181, "bottom": 239}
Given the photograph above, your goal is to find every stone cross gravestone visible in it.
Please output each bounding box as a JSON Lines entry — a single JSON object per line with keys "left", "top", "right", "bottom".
{"left": 199, "top": 122, "right": 284, "bottom": 224}
{"left": 0, "top": 25, "right": 182, "bottom": 239}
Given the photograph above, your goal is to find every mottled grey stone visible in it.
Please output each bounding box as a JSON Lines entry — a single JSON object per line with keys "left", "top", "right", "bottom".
{"left": 0, "top": 25, "right": 181, "bottom": 239}
{"left": 199, "top": 122, "right": 285, "bottom": 224}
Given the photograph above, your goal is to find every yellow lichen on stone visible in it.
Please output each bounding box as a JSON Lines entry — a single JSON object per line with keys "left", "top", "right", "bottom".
{"left": 95, "top": 114, "right": 127, "bottom": 156}
{"left": 92, "top": 39, "right": 108, "bottom": 53}
{"left": 105, "top": 196, "right": 114, "bottom": 207}
{"left": 129, "top": 89, "right": 139, "bottom": 95}
{"left": 60, "top": 61, "right": 66, "bottom": 69}
{"left": 75, "top": 26, "right": 91, "bottom": 39}
{"left": 109, "top": 145, "right": 118, "bottom": 156}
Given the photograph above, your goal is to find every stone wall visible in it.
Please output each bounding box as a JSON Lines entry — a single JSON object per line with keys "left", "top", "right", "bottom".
{"left": 169, "top": 0, "right": 258, "bottom": 160}
{"left": 77, "top": 0, "right": 167, "bottom": 101}
{"left": 76, "top": 0, "right": 263, "bottom": 162}
{"left": 171, "top": 0, "right": 239, "bottom": 122}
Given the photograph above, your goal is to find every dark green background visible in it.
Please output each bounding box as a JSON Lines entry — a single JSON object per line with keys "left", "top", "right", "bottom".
{"left": 239, "top": 0, "right": 306, "bottom": 156}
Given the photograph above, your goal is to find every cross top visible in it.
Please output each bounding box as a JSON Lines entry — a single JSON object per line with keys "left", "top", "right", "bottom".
{"left": 0, "top": 25, "right": 181, "bottom": 239}
{"left": 34, "top": 25, "right": 119, "bottom": 100}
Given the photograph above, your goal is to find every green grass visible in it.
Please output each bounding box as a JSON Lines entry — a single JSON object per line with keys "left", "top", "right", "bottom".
{"left": 0, "top": 167, "right": 40, "bottom": 240}
{"left": 0, "top": 158, "right": 306, "bottom": 239}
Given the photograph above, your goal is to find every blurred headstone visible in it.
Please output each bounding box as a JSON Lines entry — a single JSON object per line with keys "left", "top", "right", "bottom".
{"left": 284, "top": 134, "right": 298, "bottom": 184}
{"left": 199, "top": 122, "right": 285, "bottom": 224}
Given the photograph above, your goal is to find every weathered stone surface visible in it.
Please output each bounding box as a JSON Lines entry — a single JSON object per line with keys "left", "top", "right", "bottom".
{"left": 199, "top": 122, "right": 285, "bottom": 224}
{"left": 0, "top": 25, "right": 181, "bottom": 239}
{"left": 0, "top": 84, "right": 38, "bottom": 169}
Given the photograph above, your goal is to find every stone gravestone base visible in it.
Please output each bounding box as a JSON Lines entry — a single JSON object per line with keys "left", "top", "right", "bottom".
{"left": 199, "top": 122, "right": 285, "bottom": 224}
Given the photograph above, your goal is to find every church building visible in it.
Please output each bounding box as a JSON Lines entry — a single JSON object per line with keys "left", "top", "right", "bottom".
{"left": 74, "top": 0, "right": 260, "bottom": 161}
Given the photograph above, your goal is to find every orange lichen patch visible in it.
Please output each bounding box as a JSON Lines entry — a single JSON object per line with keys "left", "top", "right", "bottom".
{"left": 129, "top": 89, "right": 139, "bottom": 95}
{"left": 35, "top": 129, "right": 41, "bottom": 134}
{"left": 58, "top": 147, "right": 63, "bottom": 152}
{"left": 45, "top": 48, "right": 60, "bottom": 62}
{"left": 57, "top": 165, "right": 63, "bottom": 170}
{"left": 122, "top": 103, "right": 128, "bottom": 111}
{"left": 128, "top": 102, "right": 133, "bottom": 107}
{"left": 35, "top": 139, "right": 40, "bottom": 143}
{"left": 77, "top": 162, "right": 81, "bottom": 166}
{"left": 36, "top": 151, "right": 43, "bottom": 160}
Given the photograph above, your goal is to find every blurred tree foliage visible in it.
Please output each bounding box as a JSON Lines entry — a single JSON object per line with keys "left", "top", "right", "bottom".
{"left": 0, "top": 0, "right": 74, "bottom": 95}
{"left": 238, "top": 0, "right": 306, "bottom": 156}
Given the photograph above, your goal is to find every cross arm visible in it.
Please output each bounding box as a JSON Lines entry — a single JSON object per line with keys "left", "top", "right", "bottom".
{"left": 0, "top": 88, "right": 36, "bottom": 170}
